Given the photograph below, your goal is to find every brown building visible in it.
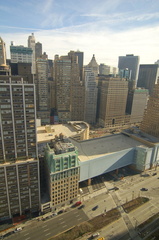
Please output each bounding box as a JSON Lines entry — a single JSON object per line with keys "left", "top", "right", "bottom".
{"left": 140, "top": 82, "right": 159, "bottom": 137}
{"left": 53, "top": 51, "right": 85, "bottom": 122}
{"left": 97, "top": 76, "right": 128, "bottom": 127}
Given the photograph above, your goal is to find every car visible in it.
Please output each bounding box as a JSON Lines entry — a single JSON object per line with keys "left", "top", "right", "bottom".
{"left": 140, "top": 188, "right": 148, "bottom": 191}
{"left": 52, "top": 212, "right": 57, "bottom": 216}
{"left": 78, "top": 204, "right": 85, "bottom": 209}
{"left": 92, "top": 232, "right": 100, "bottom": 238}
{"left": 97, "top": 238, "right": 105, "bottom": 240}
{"left": 14, "top": 227, "right": 22, "bottom": 232}
{"left": 74, "top": 201, "right": 82, "bottom": 207}
{"left": 152, "top": 173, "right": 157, "bottom": 176}
{"left": 58, "top": 210, "right": 64, "bottom": 214}
{"left": 92, "top": 205, "right": 98, "bottom": 211}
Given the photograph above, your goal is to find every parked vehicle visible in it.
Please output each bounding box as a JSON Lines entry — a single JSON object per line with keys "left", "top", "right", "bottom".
{"left": 92, "top": 205, "right": 98, "bottom": 211}
{"left": 78, "top": 204, "right": 85, "bottom": 209}
{"left": 140, "top": 187, "right": 148, "bottom": 191}
{"left": 74, "top": 201, "right": 82, "bottom": 206}
{"left": 92, "top": 232, "right": 100, "bottom": 238}
{"left": 14, "top": 227, "right": 22, "bottom": 232}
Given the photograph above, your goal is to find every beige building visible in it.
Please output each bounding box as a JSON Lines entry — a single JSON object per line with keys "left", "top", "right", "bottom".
{"left": 0, "top": 37, "right": 7, "bottom": 66}
{"left": 0, "top": 77, "right": 40, "bottom": 221}
{"left": 97, "top": 76, "right": 128, "bottom": 127}
{"left": 35, "top": 58, "right": 50, "bottom": 125}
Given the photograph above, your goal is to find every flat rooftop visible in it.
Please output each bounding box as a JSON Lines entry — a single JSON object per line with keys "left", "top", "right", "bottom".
{"left": 70, "top": 133, "right": 148, "bottom": 162}
{"left": 37, "top": 124, "right": 78, "bottom": 143}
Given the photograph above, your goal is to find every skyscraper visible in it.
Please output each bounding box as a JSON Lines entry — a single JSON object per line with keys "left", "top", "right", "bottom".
{"left": 35, "top": 42, "right": 42, "bottom": 59}
{"left": 86, "top": 54, "right": 99, "bottom": 77}
{"left": 74, "top": 51, "right": 84, "bottom": 81}
{"left": 99, "top": 64, "right": 118, "bottom": 76}
{"left": 140, "top": 81, "right": 159, "bottom": 137}
{"left": 0, "top": 77, "right": 40, "bottom": 221}
{"left": 54, "top": 51, "right": 84, "bottom": 122}
{"left": 10, "top": 42, "right": 33, "bottom": 64}
{"left": 126, "top": 88, "right": 148, "bottom": 124}
{"left": 28, "top": 33, "right": 36, "bottom": 74}
{"left": 118, "top": 54, "right": 140, "bottom": 84}
{"left": 84, "top": 67, "right": 98, "bottom": 124}
{"left": 35, "top": 57, "right": 50, "bottom": 125}
{"left": 137, "top": 64, "right": 159, "bottom": 95}
{"left": 0, "top": 37, "right": 7, "bottom": 65}
{"left": 97, "top": 76, "right": 128, "bottom": 127}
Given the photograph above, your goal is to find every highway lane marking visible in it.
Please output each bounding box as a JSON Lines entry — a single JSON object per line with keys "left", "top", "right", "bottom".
{"left": 44, "top": 228, "right": 50, "bottom": 232}
{"left": 42, "top": 225, "right": 48, "bottom": 228}
{"left": 76, "top": 215, "right": 80, "bottom": 217}
{"left": 60, "top": 221, "right": 65, "bottom": 224}
{"left": 77, "top": 218, "right": 82, "bottom": 221}
{"left": 24, "top": 233, "right": 29, "bottom": 236}
{"left": 45, "top": 233, "right": 51, "bottom": 236}
{"left": 62, "top": 225, "right": 67, "bottom": 228}
{"left": 25, "top": 238, "right": 30, "bottom": 240}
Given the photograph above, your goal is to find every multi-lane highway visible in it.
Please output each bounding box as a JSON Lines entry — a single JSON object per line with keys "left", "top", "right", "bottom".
{"left": 2, "top": 208, "right": 88, "bottom": 240}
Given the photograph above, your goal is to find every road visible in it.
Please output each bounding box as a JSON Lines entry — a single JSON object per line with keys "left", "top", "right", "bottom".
{"left": 2, "top": 168, "right": 159, "bottom": 240}
{"left": 3, "top": 208, "right": 89, "bottom": 240}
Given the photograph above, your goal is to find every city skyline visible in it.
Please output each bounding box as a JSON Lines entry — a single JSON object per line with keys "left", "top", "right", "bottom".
{"left": 1, "top": 0, "right": 159, "bottom": 66}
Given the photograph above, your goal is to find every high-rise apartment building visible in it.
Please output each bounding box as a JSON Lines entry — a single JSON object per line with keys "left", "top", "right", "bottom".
{"left": 140, "top": 82, "right": 159, "bottom": 137}
{"left": 137, "top": 64, "right": 159, "bottom": 95}
{"left": 28, "top": 33, "right": 36, "bottom": 74}
{"left": 54, "top": 51, "right": 85, "bottom": 122}
{"left": 0, "top": 37, "right": 7, "bottom": 65}
{"left": 84, "top": 67, "right": 98, "bottom": 124}
{"left": 35, "top": 58, "right": 50, "bottom": 125}
{"left": 118, "top": 54, "right": 140, "bottom": 84}
{"left": 97, "top": 76, "right": 128, "bottom": 127}
{"left": 0, "top": 77, "right": 40, "bottom": 221}
{"left": 44, "top": 134, "right": 80, "bottom": 211}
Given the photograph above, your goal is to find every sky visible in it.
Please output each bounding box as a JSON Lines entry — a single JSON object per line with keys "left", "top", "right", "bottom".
{"left": 1, "top": 0, "right": 159, "bottom": 67}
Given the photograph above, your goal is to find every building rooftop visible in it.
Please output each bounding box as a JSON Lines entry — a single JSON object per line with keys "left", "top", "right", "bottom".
{"left": 70, "top": 133, "right": 148, "bottom": 162}
{"left": 37, "top": 124, "right": 78, "bottom": 143}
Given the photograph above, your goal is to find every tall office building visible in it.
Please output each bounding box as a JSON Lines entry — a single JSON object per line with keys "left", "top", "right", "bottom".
{"left": 0, "top": 77, "right": 40, "bottom": 221}
{"left": 0, "top": 37, "right": 7, "bottom": 65}
{"left": 99, "top": 64, "right": 118, "bottom": 76}
{"left": 126, "top": 88, "right": 148, "bottom": 124}
{"left": 35, "top": 42, "right": 42, "bottom": 59}
{"left": 86, "top": 54, "right": 99, "bottom": 77}
{"left": 97, "top": 76, "right": 128, "bottom": 127}
{"left": 137, "top": 64, "right": 159, "bottom": 95}
{"left": 140, "top": 82, "right": 159, "bottom": 137}
{"left": 28, "top": 33, "right": 36, "bottom": 74}
{"left": 35, "top": 58, "right": 50, "bottom": 125}
{"left": 54, "top": 51, "right": 85, "bottom": 122}
{"left": 10, "top": 43, "right": 33, "bottom": 64}
{"left": 84, "top": 67, "right": 98, "bottom": 124}
{"left": 118, "top": 54, "right": 140, "bottom": 84}
{"left": 74, "top": 51, "right": 84, "bottom": 81}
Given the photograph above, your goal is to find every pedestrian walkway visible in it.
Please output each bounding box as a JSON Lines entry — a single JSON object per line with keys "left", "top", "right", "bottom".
{"left": 104, "top": 181, "right": 142, "bottom": 240}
